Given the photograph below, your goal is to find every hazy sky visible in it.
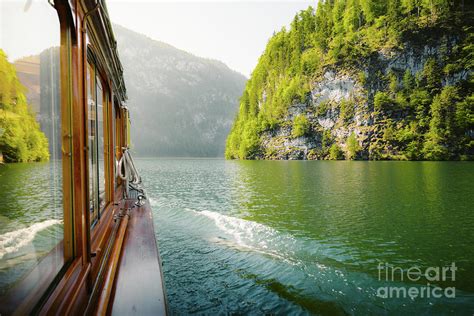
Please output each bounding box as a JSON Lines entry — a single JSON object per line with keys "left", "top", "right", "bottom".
{"left": 107, "top": 0, "right": 316, "bottom": 77}
{"left": 0, "top": 0, "right": 316, "bottom": 76}
{"left": 1, "top": 0, "right": 60, "bottom": 61}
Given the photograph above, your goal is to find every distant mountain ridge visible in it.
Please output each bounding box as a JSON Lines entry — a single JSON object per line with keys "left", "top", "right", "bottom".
{"left": 113, "top": 24, "right": 247, "bottom": 157}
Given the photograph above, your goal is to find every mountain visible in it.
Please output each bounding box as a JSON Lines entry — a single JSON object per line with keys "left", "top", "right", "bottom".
{"left": 225, "top": 0, "right": 474, "bottom": 161}
{"left": 113, "top": 24, "right": 247, "bottom": 157}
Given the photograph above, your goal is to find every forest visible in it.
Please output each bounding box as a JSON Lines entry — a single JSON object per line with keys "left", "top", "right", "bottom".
{"left": 225, "top": 0, "right": 474, "bottom": 160}
{"left": 0, "top": 50, "right": 49, "bottom": 163}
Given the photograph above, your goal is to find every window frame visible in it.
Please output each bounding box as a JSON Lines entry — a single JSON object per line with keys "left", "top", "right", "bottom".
{"left": 86, "top": 47, "right": 113, "bottom": 227}
{"left": 0, "top": 2, "right": 74, "bottom": 314}
{"left": 0, "top": 1, "right": 132, "bottom": 313}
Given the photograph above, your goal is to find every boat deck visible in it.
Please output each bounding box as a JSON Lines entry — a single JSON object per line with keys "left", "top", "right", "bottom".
{"left": 109, "top": 198, "right": 167, "bottom": 315}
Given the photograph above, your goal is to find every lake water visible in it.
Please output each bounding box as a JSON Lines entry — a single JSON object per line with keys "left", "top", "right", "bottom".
{"left": 0, "top": 162, "right": 63, "bottom": 295}
{"left": 138, "top": 159, "right": 474, "bottom": 315}
{"left": 1, "top": 159, "right": 473, "bottom": 314}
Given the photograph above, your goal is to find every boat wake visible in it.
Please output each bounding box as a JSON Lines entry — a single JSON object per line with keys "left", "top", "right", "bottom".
{"left": 0, "top": 219, "right": 62, "bottom": 259}
{"left": 195, "top": 210, "right": 300, "bottom": 264}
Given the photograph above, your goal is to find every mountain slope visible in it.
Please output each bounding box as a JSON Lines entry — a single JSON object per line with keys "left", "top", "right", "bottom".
{"left": 114, "top": 24, "right": 247, "bottom": 157}
{"left": 225, "top": 0, "right": 474, "bottom": 160}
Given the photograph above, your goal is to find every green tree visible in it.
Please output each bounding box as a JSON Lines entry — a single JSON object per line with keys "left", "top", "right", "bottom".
{"left": 422, "top": 58, "right": 441, "bottom": 92}
{"left": 402, "top": 69, "right": 415, "bottom": 92}
{"left": 360, "top": 0, "right": 384, "bottom": 23}
{"left": 410, "top": 89, "right": 432, "bottom": 129}
{"left": 423, "top": 86, "right": 459, "bottom": 160}
{"left": 401, "top": 0, "right": 421, "bottom": 16}
{"left": 0, "top": 50, "right": 49, "bottom": 162}
{"left": 339, "top": 99, "right": 355, "bottom": 122}
{"left": 388, "top": 71, "right": 399, "bottom": 95}
{"left": 388, "top": 0, "right": 401, "bottom": 20}
{"left": 292, "top": 114, "right": 310, "bottom": 138}
{"left": 344, "top": 0, "right": 362, "bottom": 33}
{"left": 321, "top": 129, "right": 333, "bottom": 153}
{"left": 346, "top": 132, "right": 361, "bottom": 159}
{"left": 329, "top": 143, "right": 344, "bottom": 160}
{"left": 225, "top": 0, "right": 473, "bottom": 161}
{"left": 374, "top": 91, "right": 393, "bottom": 112}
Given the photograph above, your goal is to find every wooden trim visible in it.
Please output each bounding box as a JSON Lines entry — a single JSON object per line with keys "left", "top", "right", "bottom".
{"left": 39, "top": 257, "right": 85, "bottom": 315}
{"left": 86, "top": 49, "right": 113, "bottom": 224}
{"left": 108, "top": 200, "right": 168, "bottom": 315}
{"left": 60, "top": 262, "right": 91, "bottom": 315}
{"left": 0, "top": 244, "right": 65, "bottom": 315}
{"left": 1, "top": 0, "right": 166, "bottom": 314}
{"left": 39, "top": 187, "right": 124, "bottom": 314}
{"left": 79, "top": 0, "right": 126, "bottom": 103}
{"left": 90, "top": 203, "right": 116, "bottom": 279}
{"left": 71, "top": 0, "right": 88, "bottom": 266}
{"left": 0, "top": 2, "right": 74, "bottom": 314}
{"left": 95, "top": 206, "right": 129, "bottom": 315}
{"left": 107, "top": 84, "right": 114, "bottom": 203}
{"left": 59, "top": 0, "right": 74, "bottom": 263}
{"left": 82, "top": 17, "right": 93, "bottom": 283}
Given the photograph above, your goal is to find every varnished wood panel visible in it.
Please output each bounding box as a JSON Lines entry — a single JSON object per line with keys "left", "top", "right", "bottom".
{"left": 0, "top": 243, "right": 64, "bottom": 315}
{"left": 109, "top": 200, "right": 168, "bottom": 315}
{"left": 1, "top": 1, "right": 166, "bottom": 314}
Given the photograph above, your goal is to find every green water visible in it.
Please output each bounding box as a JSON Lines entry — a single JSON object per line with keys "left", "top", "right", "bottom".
{"left": 1, "top": 160, "right": 473, "bottom": 314}
{"left": 0, "top": 162, "right": 63, "bottom": 295}
{"left": 138, "top": 159, "right": 474, "bottom": 315}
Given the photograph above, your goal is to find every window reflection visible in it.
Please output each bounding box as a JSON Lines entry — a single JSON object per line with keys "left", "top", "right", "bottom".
{"left": 88, "top": 62, "right": 99, "bottom": 223}
{"left": 88, "top": 60, "right": 108, "bottom": 225}
{"left": 0, "top": 1, "right": 64, "bottom": 296}
{"left": 97, "top": 80, "right": 106, "bottom": 211}
{"left": 112, "top": 102, "right": 117, "bottom": 189}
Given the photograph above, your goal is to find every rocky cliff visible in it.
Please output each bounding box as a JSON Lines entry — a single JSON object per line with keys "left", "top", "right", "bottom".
{"left": 225, "top": 0, "right": 474, "bottom": 160}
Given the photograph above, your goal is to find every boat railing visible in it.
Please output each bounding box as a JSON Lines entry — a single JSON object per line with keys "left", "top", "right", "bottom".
{"left": 117, "top": 147, "right": 146, "bottom": 205}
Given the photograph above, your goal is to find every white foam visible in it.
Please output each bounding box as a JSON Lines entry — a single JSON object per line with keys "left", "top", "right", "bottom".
{"left": 148, "top": 197, "right": 159, "bottom": 206}
{"left": 0, "top": 219, "right": 62, "bottom": 259}
{"left": 197, "top": 210, "right": 298, "bottom": 263}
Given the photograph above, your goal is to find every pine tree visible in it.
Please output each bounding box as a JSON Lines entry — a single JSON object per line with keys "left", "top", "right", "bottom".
{"left": 423, "top": 86, "right": 459, "bottom": 159}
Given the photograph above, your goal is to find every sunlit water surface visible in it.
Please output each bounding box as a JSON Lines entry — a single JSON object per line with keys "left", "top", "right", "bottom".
{"left": 1, "top": 159, "right": 473, "bottom": 315}
{"left": 137, "top": 158, "right": 474, "bottom": 315}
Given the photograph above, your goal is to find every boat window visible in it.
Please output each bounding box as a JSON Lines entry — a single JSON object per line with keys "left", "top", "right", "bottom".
{"left": 112, "top": 101, "right": 117, "bottom": 189}
{"left": 87, "top": 59, "right": 109, "bottom": 225}
{"left": 97, "top": 79, "right": 106, "bottom": 211}
{"left": 88, "top": 62, "right": 99, "bottom": 223}
{"left": 0, "top": 0, "right": 68, "bottom": 299}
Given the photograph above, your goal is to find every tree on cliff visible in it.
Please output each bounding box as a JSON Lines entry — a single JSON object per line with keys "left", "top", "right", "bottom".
{"left": 225, "top": 0, "right": 473, "bottom": 160}
{"left": 0, "top": 50, "right": 49, "bottom": 162}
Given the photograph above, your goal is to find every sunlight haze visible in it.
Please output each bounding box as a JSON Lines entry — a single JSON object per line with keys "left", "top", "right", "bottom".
{"left": 107, "top": 0, "right": 316, "bottom": 77}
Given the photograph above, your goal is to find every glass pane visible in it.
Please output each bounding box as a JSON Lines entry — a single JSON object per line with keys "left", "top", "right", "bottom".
{"left": 88, "top": 64, "right": 108, "bottom": 225}
{"left": 88, "top": 63, "right": 99, "bottom": 224}
{"left": 0, "top": 0, "right": 64, "bottom": 295}
{"left": 97, "top": 78, "right": 106, "bottom": 212}
{"left": 112, "top": 103, "right": 116, "bottom": 189}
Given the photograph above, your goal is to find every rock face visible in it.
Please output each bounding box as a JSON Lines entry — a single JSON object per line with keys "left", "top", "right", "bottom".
{"left": 255, "top": 38, "right": 471, "bottom": 160}
{"left": 258, "top": 70, "right": 368, "bottom": 160}
{"left": 225, "top": 3, "right": 473, "bottom": 161}
{"left": 114, "top": 25, "right": 247, "bottom": 157}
